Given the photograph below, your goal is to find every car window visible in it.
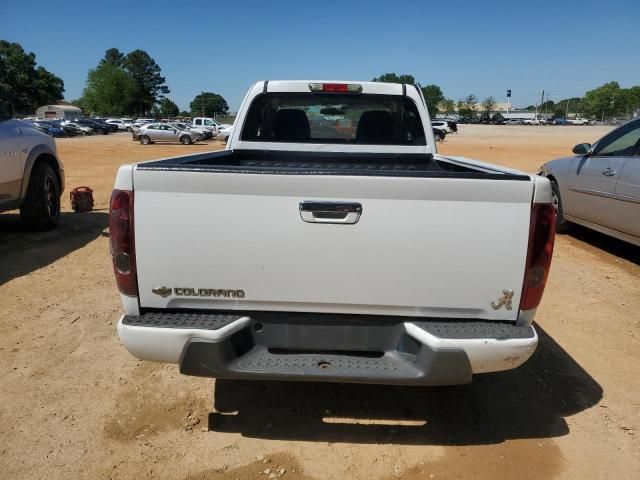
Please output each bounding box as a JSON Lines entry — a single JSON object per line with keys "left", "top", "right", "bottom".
{"left": 195, "top": 119, "right": 202, "bottom": 125}
{"left": 593, "top": 121, "right": 640, "bottom": 157}
{"left": 241, "top": 93, "right": 426, "bottom": 145}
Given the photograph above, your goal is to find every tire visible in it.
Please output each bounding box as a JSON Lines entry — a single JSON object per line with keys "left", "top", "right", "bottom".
{"left": 180, "top": 135, "right": 192, "bottom": 145}
{"left": 551, "top": 180, "right": 570, "bottom": 233}
{"left": 139, "top": 135, "right": 151, "bottom": 145}
{"left": 19, "top": 163, "right": 61, "bottom": 231}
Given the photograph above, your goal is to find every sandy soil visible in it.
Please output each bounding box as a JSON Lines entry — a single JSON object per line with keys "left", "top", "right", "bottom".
{"left": 1, "top": 127, "right": 638, "bottom": 479}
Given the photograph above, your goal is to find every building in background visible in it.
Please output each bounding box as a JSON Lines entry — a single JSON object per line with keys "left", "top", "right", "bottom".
{"left": 36, "top": 104, "right": 83, "bottom": 120}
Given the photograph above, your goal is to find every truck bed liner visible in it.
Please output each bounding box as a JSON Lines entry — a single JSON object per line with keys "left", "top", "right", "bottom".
{"left": 138, "top": 149, "right": 530, "bottom": 180}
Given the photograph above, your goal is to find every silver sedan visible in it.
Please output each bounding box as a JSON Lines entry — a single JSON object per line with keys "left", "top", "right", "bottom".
{"left": 539, "top": 118, "right": 640, "bottom": 246}
{"left": 137, "top": 123, "right": 201, "bottom": 145}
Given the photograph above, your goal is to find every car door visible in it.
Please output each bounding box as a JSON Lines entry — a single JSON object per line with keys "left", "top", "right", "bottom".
{"left": 0, "top": 120, "right": 24, "bottom": 207}
{"left": 610, "top": 147, "right": 640, "bottom": 238}
{"left": 146, "top": 124, "right": 163, "bottom": 142}
{"left": 563, "top": 120, "right": 640, "bottom": 228}
{"left": 166, "top": 126, "right": 180, "bottom": 142}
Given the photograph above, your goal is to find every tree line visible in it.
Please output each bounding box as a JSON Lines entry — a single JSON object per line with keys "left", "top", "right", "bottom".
{"left": 77, "top": 48, "right": 229, "bottom": 117}
{"left": 0, "top": 41, "right": 229, "bottom": 117}
{"left": 373, "top": 73, "right": 640, "bottom": 120}
{"left": 524, "top": 82, "right": 640, "bottom": 119}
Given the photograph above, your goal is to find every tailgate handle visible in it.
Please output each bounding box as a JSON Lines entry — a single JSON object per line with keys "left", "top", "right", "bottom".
{"left": 299, "top": 201, "right": 362, "bottom": 224}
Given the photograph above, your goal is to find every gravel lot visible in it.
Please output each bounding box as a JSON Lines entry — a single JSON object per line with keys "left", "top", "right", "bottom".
{"left": 1, "top": 126, "right": 638, "bottom": 479}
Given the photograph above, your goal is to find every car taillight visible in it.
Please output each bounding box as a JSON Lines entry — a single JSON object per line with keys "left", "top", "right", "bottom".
{"left": 520, "top": 203, "right": 556, "bottom": 311}
{"left": 308, "top": 83, "right": 363, "bottom": 93}
{"left": 109, "top": 189, "right": 138, "bottom": 296}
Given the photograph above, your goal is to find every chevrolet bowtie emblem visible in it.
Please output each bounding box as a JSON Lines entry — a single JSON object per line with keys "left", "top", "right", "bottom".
{"left": 491, "top": 290, "right": 514, "bottom": 310}
{"left": 152, "top": 286, "right": 172, "bottom": 298}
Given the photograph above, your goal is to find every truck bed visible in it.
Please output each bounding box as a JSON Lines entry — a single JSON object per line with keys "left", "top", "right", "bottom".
{"left": 137, "top": 149, "right": 531, "bottom": 180}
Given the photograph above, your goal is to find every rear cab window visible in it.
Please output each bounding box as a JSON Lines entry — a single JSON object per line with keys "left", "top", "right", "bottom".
{"left": 240, "top": 93, "right": 426, "bottom": 145}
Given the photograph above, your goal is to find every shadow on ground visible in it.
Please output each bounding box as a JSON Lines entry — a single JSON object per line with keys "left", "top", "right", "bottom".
{"left": 568, "top": 224, "right": 639, "bottom": 266}
{"left": 210, "top": 325, "right": 602, "bottom": 445}
{"left": 0, "top": 211, "right": 108, "bottom": 286}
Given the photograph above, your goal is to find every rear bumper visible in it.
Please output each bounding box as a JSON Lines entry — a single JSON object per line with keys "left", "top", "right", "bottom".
{"left": 117, "top": 312, "right": 537, "bottom": 386}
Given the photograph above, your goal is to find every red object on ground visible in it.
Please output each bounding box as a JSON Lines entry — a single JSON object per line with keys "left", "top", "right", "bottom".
{"left": 70, "top": 186, "right": 94, "bottom": 212}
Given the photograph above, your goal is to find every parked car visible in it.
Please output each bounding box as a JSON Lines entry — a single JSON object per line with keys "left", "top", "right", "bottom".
{"left": 64, "top": 122, "right": 94, "bottom": 135}
{"left": 50, "top": 120, "right": 82, "bottom": 136}
{"left": 566, "top": 117, "right": 589, "bottom": 125}
{"left": 504, "top": 119, "right": 523, "bottom": 125}
{"left": 431, "top": 121, "right": 452, "bottom": 133}
{"left": 191, "top": 117, "right": 219, "bottom": 135}
{"left": 70, "top": 118, "right": 111, "bottom": 134}
{"left": 217, "top": 125, "right": 233, "bottom": 142}
{"left": 30, "top": 120, "right": 66, "bottom": 138}
{"left": 105, "top": 119, "right": 130, "bottom": 131}
{"left": 94, "top": 118, "right": 118, "bottom": 132}
{"left": 539, "top": 117, "right": 640, "bottom": 245}
{"left": 432, "top": 126, "right": 447, "bottom": 141}
{"left": 136, "top": 123, "right": 202, "bottom": 145}
{"left": 112, "top": 80, "right": 556, "bottom": 389}
{"left": 172, "top": 122, "right": 213, "bottom": 140}
{"left": 0, "top": 101, "right": 65, "bottom": 230}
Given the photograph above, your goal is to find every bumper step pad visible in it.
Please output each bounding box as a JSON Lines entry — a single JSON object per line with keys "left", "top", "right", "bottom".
{"left": 122, "top": 312, "right": 243, "bottom": 330}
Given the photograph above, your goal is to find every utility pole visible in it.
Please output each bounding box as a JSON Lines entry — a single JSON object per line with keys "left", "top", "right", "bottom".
{"left": 201, "top": 91, "right": 205, "bottom": 118}
{"left": 538, "top": 90, "right": 545, "bottom": 121}
{"left": 565, "top": 99, "right": 570, "bottom": 119}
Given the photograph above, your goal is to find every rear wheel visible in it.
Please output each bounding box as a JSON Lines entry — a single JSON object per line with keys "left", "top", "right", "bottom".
{"left": 20, "top": 163, "right": 61, "bottom": 231}
{"left": 551, "top": 180, "right": 570, "bottom": 233}
{"left": 180, "top": 135, "right": 192, "bottom": 145}
{"left": 139, "top": 135, "right": 151, "bottom": 145}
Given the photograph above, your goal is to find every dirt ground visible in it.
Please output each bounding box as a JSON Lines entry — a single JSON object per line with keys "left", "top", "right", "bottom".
{"left": 1, "top": 126, "right": 638, "bottom": 479}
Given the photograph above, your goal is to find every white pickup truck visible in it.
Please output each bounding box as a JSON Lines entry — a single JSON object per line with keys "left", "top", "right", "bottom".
{"left": 111, "top": 80, "right": 556, "bottom": 386}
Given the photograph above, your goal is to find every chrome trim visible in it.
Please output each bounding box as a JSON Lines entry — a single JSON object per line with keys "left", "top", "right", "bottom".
{"left": 299, "top": 201, "right": 362, "bottom": 224}
{"left": 568, "top": 187, "right": 640, "bottom": 205}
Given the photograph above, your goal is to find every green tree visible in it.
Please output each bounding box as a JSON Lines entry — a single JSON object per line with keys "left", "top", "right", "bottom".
{"left": 421, "top": 84, "right": 444, "bottom": 116}
{"left": 0, "top": 40, "right": 64, "bottom": 113}
{"left": 101, "top": 48, "right": 125, "bottom": 68}
{"left": 553, "top": 97, "right": 584, "bottom": 117}
{"left": 189, "top": 92, "right": 229, "bottom": 116}
{"left": 122, "top": 49, "right": 170, "bottom": 116}
{"left": 80, "top": 62, "right": 137, "bottom": 116}
{"left": 481, "top": 96, "right": 497, "bottom": 115}
{"left": 372, "top": 73, "right": 416, "bottom": 84}
{"left": 583, "top": 81, "right": 622, "bottom": 119}
{"left": 159, "top": 97, "right": 179, "bottom": 117}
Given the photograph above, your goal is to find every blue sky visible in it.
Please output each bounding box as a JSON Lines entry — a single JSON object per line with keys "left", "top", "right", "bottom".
{"left": 2, "top": 0, "right": 639, "bottom": 111}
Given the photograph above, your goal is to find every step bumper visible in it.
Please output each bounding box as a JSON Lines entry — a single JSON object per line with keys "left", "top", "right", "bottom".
{"left": 117, "top": 312, "right": 537, "bottom": 386}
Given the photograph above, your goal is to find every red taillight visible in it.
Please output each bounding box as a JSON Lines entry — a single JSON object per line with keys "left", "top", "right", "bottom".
{"left": 308, "top": 83, "right": 363, "bottom": 93}
{"left": 109, "top": 189, "right": 138, "bottom": 296}
{"left": 520, "top": 203, "right": 556, "bottom": 311}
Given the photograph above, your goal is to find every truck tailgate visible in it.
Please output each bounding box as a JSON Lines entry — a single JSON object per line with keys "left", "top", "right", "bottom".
{"left": 132, "top": 169, "right": 533, "bottom": 321}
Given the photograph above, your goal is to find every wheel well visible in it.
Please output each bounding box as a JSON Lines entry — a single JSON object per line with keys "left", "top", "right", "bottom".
{"left": 33, "top": 153, "right": 61, "bottom": 187}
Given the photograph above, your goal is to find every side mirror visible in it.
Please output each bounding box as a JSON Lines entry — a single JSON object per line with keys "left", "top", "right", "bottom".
{"left": 0, "top": 102, "right": 14, "bottom": 122}
{"left": 572, "top": 143, "right": 591, "bottom": 155}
